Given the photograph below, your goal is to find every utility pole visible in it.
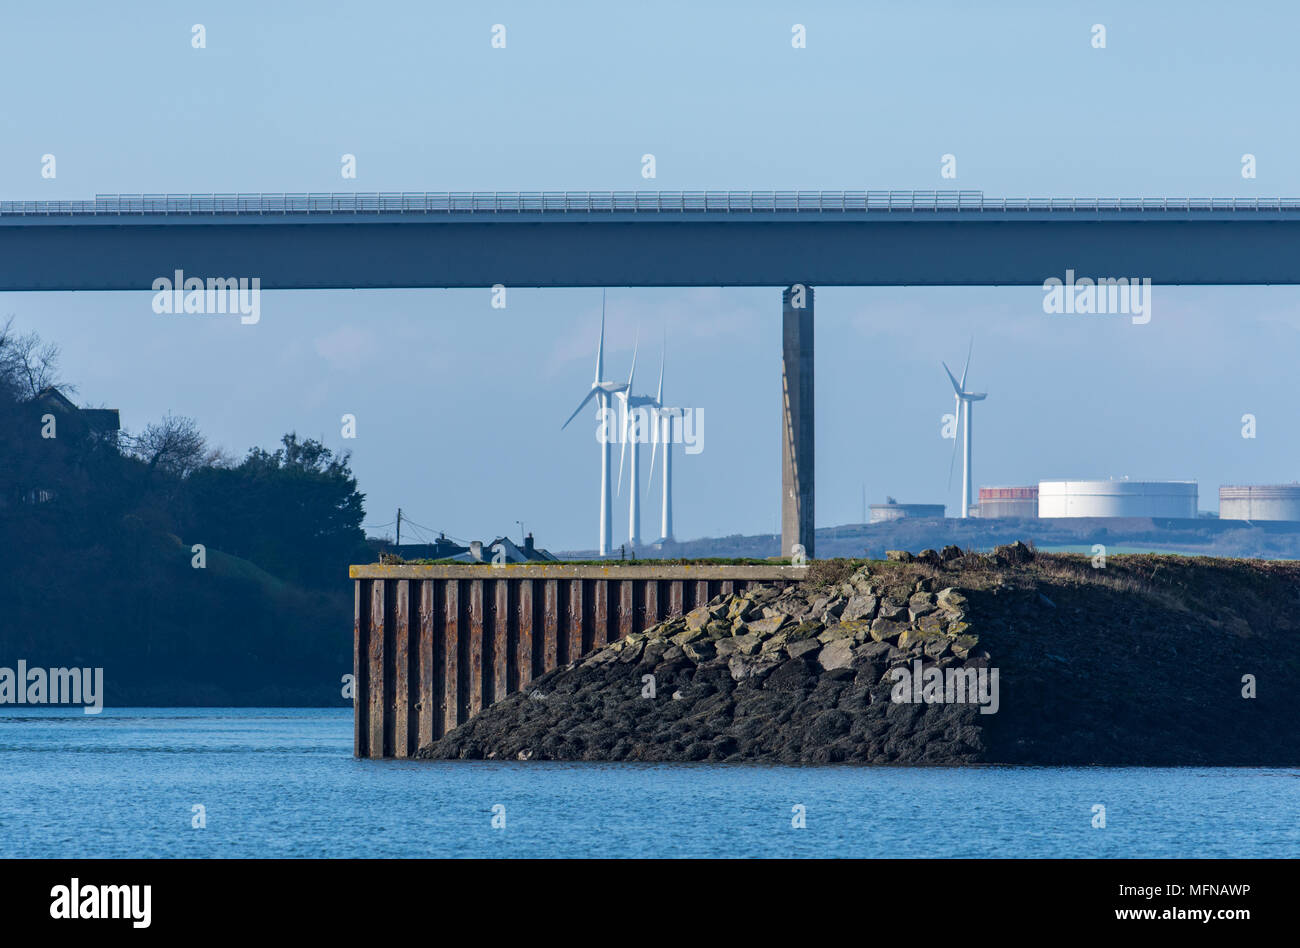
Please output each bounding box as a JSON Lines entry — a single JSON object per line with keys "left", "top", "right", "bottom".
{"left": 516, "top": 520, "right": 525, "bottom": 543}
{"left": 396, "top": 508, "right": 402, "bottom": 548}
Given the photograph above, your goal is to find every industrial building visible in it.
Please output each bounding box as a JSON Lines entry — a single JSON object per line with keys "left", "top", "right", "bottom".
{"left": 1037, "top": 480, "right": 1198, "bottom": 519}
{"left": 868, "top": 497, "right": 945, "bottom": 523}
{"left": 1219, "top": 485, "right": 1300, "bottom": 522}
{"left": 976, "top": 486, "right": 1038, "bottom": 519}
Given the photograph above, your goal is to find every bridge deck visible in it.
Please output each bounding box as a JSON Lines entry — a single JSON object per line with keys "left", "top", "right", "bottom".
{"left": 5, "top": 190, "right": 1300, "bottom": 224}
{"left": 6, "top": 190, "right": 1300, "bottom": 288}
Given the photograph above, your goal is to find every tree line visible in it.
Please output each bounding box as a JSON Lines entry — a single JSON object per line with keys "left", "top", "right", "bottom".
{"left": 0, "top": 318, "right": 367, "bottom": 704}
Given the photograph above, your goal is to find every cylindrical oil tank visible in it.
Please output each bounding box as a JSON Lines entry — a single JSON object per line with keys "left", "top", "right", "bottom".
{"left": 868, "top": 503, "right": 945, "bottom": 523}
{"left": 977, "top": 486, "right": 1038, "bottom": 518}
{"left": 1037, "top": 480, "right": 1197, "bottom": 518}
{"left": 1218, "top": 485, "right": 1300, "bottom": 522}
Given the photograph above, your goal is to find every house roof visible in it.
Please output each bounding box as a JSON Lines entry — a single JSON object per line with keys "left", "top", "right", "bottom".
{"left": 477, "top": 537, "right": 560, "bottom": 563}
{"left": 31, "top": 387, "right": 120, "bottom": 433}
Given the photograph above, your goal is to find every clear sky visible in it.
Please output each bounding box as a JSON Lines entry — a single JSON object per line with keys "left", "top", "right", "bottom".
{"left": 2, "top": 1, "right": 1298, "bottom": 550}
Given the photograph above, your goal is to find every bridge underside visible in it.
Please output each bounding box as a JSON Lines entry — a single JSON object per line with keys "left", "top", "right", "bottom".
{"left": 6, "top": 218, "right": 1300, "bottom": 290}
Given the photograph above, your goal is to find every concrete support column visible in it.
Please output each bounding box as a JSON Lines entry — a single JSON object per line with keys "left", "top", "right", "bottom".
{"left": 781, "top": 284, "right": 814, "bottom": 559}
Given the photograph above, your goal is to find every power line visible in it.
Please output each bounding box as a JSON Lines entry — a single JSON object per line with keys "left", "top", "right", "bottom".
{"left": 367, "top": 510, "right": 472, "bottom": 547}
{"left": 402, "top": 521, "right": 438, "bottom": 545}
{"left": 400, "top": 514, "right": 467, "bottom": 545}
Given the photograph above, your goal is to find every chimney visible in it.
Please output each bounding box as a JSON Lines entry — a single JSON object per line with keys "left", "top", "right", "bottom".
{"left": 524, "top": 533, "right": 535, "bottom": 556}
{"left": 469, "top": 540, "right": 483, "bottom": 562}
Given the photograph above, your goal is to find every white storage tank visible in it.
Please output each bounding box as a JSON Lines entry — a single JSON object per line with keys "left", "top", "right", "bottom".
{"left": 1037, "top": 480, "right": 1197, "bottom": 519}
{"left": 1218, "top": 485, "right": 1300, "bottom": 522}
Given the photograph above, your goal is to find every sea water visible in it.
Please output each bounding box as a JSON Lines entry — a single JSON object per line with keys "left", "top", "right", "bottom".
{"left": 1, "top": 708, "right": 1296, "bottom": 858}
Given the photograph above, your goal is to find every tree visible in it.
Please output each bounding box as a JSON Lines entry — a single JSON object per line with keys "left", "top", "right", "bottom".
{"left": 0, "top": 316, "right": 67, "bottom": 401}
{"left": 129, "top": 413, "right": 208, "bottom": 479}
{"left": 184, "top": 433, "right": 369, "bottom": 588}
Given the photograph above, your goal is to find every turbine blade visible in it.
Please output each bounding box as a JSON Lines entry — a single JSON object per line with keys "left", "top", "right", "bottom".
{"left": 947, "top": 399, "right": 960, "bottom": 490}
{"left": 655, "top": 332, "right": 665, "bottom": 406}
{"left": 627, "top": 331, "right": 639, "bottom": 390}
{"left": 616, "top": 394, "right": 628, "bottom": 495}
{"left": 649, "top": 413, "right": 659, "bottom": 483}
{"left": 960, "top": 338, "right": 973, "bottom": 389}
{"left": 561, "top": 388, "right": 597, "bottom": 430}
{"left": 947, "top": 433, "right": 959, "bottom": 491}
{"left": 942, "top": 361, "right": 963, "bottom": 395}
{"left": 595, "top": 290, "right": 606, "bottom": 384}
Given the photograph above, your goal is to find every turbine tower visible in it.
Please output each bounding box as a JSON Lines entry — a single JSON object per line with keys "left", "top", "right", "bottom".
{"left": 617, "top": 334, "right": 660, "bottom": 549}
{"left": 942, "top": 341, "right": 987, "bottom": 519}
{"left": 649, "top": 336, "right": 684, "bottom": 544}
{"left": 561, "top": 291, "right": 627, "bottom": 556}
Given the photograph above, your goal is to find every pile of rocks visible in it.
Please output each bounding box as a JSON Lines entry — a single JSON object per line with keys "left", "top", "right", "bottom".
{"left": 417, "top": 564, "right": 994, "bottom": 764}
{"left": 886, "top": 539, "right": 1033, "bottom": 567}
{"left": 618, "top": 566, "right": 988, "bottom": 685}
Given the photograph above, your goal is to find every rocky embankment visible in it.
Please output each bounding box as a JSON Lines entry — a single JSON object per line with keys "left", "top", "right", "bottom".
{"left": 417, "top": 545, "right": 1300, "bottom": 765}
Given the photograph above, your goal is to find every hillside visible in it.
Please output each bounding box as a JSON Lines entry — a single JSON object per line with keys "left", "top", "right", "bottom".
{"left": 0, "top": 523, "right": 351, "bottom": 706}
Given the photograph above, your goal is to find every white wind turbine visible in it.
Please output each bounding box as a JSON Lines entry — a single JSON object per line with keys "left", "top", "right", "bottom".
{"left": 943, "top": 341, "right": 987, "bottom": 519}
{"left": 617, "top": 333, "right": 660, "bottom": 549}
{"left": 561, "top": 291, "right": 628, "bottom": 556}
{"left": 648, "top": 336, "right": 684, "bottom": 544}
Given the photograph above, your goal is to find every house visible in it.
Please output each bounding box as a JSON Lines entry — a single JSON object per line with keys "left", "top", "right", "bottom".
{"left": 452, "top": 534, "right": 559, "bottom": 564}
{"left": 8, "top": 387, "right": 121, "bottom": 506}
{"left": 369, "top": 531, "right": 559, "bottom": 563}
{"left": 368, "top": 533, "right": 469, "bottom": 561}
{"left": 30, "top": 387, "right": 120, "bottom": 444}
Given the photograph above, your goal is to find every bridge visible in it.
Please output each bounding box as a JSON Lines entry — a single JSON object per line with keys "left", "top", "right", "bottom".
{"left": 7, "top": 190, "right": 1300, "bottom": 288}
{"left": 5, "top": 189, "right": 1300, "bottom": 556}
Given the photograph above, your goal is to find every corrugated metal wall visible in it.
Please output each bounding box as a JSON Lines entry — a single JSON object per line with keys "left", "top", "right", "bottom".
{"left": 351, "top": 565, "right": 805, "bottom": 758}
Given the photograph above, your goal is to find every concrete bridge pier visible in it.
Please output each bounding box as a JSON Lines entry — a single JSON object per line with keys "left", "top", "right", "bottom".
{"left": 781, "top": 284, "right": 814, "bottom": 559}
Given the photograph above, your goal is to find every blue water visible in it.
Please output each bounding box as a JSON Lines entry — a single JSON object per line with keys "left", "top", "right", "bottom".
{"left": 1, "top": 708, "right": 1296, "bottom": 858}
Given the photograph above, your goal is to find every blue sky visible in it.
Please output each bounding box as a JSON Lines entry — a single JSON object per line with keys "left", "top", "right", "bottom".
{"left": 2, "top": 1, "right": 1298, "bottom": 549}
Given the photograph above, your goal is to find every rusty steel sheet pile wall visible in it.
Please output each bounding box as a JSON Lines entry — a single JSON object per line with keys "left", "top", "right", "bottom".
{"left": 350, "top": 564, "right": 808, "bottom": 758}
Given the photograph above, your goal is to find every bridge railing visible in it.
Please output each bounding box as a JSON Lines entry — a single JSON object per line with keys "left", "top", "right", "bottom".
{"left": 4, "top": 191, "right": 1300, "bottom": 216}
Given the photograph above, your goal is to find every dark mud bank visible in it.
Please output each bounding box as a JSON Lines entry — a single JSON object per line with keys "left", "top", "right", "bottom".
{"left": 417, "top": 547, "right": 1300, "bottom": 765}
